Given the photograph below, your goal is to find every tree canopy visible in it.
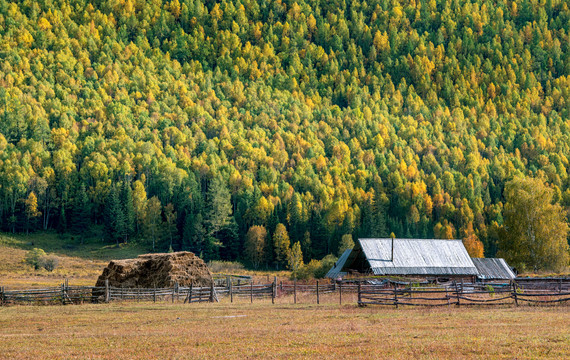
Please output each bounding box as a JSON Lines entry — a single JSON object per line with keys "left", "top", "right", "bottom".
{"left": 0, "top": 0, "right": 569, "bottom": 268}
{"left": 498, "top": 177, "right": 570, "bottom": 272}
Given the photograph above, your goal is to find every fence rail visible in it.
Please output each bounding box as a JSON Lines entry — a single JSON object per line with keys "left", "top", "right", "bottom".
{"left": 358, "top": 281, "right": 570, "bottom": 307}
{"left": 1, "top": 278, "right": 569, "bottom": 307}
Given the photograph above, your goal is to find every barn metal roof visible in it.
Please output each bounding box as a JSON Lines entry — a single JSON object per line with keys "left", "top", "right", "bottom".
{"left": 358, "top": 238, "right": 479, "bottom": 276}
{"left": 324, "top": 249, "right": 352, "bottom": 279}
{"left": 471, "top": 258, "right": 516, "bottom": 280}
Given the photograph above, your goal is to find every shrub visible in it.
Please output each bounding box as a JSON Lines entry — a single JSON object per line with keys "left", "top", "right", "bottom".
{"left": 24, "top": 248, "right": 59, "bottom": 271}
{"left": 41, "top": 255, "right": 59, "bottom": 272}
{"left": 25, "top": 248, "right": 47, "bottom": 270}
{"left": 293, "top": 254, "right": 338, "bottom": 280}
{"left": 314, "top": 254, "right": 337, "bottom": 278}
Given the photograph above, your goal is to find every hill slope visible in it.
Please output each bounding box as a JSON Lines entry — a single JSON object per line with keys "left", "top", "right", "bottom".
{"left": 0, "top": 0, "right": 569, "bottom": 263}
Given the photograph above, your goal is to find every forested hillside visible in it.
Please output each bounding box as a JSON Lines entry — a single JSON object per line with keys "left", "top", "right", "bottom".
{"left": 1, "top": 0, "right": 569, "bottom": 266}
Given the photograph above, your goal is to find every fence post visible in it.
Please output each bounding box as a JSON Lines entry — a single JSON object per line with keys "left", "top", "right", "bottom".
{"left": 272, "top": 277, "right": 276, "bottom": 305}
{"left": 393, "top": 282, "right": 398, "bottom": 309}
{"left": 294, "top": 279, "right": 297, "bottom": 304}
{"left": 230, "top": 279, "right": 233, "bottom": 303}
{"left": 512, "top": 281, "right": 518, "bottom": 307}
{"left": 105, "top": 279, "right": 109, "bottom": 303}
{"left": 189, "top": 282, "right": 193, "bottom": 304}
{"left": 227, "top": 276, "right": 231, "bottom": 291}
{"left": 210, "top": 282, "right": 214, "bottom": 303}
{"left": 358, "top": 281, "right": 361, "bottom": 306}
{"left": 316, "top": 280, "right": 320, "bottom": 305}
{"left": 0, "top": 286, "right": 4, "bottom": 306}
{"left": 454, "top": 281, "right": 460, "bottom": 307}
{"left": 339, "top": 281, "right": 342, "bottom": 305}
{"left": 250, "top": 281, "right": 253, "bottom": 303}
{"left": 153, "top": 287, "right": 156, "bottom": 303}
{"left": 446, "top": 286, "right": 450, "bottom": 307}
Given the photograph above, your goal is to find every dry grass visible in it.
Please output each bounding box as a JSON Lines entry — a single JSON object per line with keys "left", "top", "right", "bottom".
{"left": 0, "top": 232, "right": 154, "bottom": 287}
{"left": 1, "top": 232, "right": 569, "bottom": 359}
{"left": 0, "top": 299, "right": 568, "bottom": 359}
{"left": 0, "top": 241, "right": 107, "bottom": 287}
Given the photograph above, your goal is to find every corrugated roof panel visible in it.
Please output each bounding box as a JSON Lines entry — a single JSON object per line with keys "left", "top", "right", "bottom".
{"left": 471, "top": 258, "right": 516, "bottom": 280}
{"left": 359, "top": 238, "right": 478, "bottom": 276}
{"left": 325, "top": 249, "right": 352, "bottom": 278}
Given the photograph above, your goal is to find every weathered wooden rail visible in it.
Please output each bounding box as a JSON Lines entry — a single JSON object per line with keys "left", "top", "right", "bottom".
{"left": 1, "top": 278, "right": 569, "bottom": 307}
{"left": 358, "top": 281, "right": 570, "bottom": 307}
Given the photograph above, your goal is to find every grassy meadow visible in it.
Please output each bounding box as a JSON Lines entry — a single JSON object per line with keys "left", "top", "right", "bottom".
{"left": 0, "top": 300, "right": 569, "bottom": 359}
{"left": 0, "top": 231, "right": 148, "bottom": 287}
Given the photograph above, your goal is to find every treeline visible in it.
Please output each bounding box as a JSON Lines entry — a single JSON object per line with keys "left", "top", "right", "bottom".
{"left": 1, "top": 0, "right": 570, "bottom": 266}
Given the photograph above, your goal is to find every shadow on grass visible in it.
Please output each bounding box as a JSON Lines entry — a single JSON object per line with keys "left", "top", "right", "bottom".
{"left": 0, "top": 229, "right": 151, "bottom": 261}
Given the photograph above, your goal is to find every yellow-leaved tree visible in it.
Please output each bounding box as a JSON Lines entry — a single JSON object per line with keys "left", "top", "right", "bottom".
{"left": 498, "top": 177, "right": 570, "bottom": 273}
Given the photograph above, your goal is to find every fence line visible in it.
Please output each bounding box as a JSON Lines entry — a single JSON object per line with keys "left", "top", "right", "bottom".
{"left": 1, "top": 278, "right": 569, "bottom": 307}
{"left": 357, "top": 281, "right": 570, "bottom": 307}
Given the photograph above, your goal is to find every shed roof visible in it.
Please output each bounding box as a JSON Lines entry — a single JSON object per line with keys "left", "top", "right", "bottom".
{"left": 471, "top": 258, "right": 516, "bottom": 280}
{"left": 357, "top": 238, "right": 478, "bottom": 276}
{"left": 324, "top": 248, "right": 351, "bottom": 279}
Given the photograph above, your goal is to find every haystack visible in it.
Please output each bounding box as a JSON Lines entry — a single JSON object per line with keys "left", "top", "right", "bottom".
{"left": 95, "top": 251, "right": 213, "bottom": 288}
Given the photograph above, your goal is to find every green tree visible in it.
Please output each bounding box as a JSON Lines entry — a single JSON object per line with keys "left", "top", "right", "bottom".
{"left": 338, "top": 234, "right": 354, "bottom": 255}
{"left": 146, "top": 196, "right": 163, "bottom": 251}
{"left": 273, "top": 223, "right": 290, "bottom": 268}
{"left": 163, "top": 203, "right": 178, "bottom": 250}
{"left": 120, "top": 182, "right": 135, "bottom": 243}
{"left": 288, "top": 241, "right": 304, "bottom": 278}
{"left": 245, "top": 225, "right": 267, "bottom": 269}
{"left": 71, "top": 184, "right": 90, "bottom": 243}
{"left": 104, "top": 185, "right": 124, "bottom": 245}
{"left": 498, "top": 177, "right": 570, "bottom": 272}
{"left": 205, "top": 177, "right": 233, "bottom": 238}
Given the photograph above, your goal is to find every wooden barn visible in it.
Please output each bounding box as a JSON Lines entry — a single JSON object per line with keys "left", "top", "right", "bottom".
{"left": 326, "top": 238, "right": 479, "bottom": 280}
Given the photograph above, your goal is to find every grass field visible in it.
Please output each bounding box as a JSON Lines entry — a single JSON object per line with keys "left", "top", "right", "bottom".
{"left": 0, "top": 299, "right": 569, "bottom": 359}
{"left": 0, "top": 231, "right": 148, "bottom": 287}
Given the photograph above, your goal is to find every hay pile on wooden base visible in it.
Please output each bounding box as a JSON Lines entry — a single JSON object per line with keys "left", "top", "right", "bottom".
{"left": 95, "top": 251, "right": 213, "bottom": 288}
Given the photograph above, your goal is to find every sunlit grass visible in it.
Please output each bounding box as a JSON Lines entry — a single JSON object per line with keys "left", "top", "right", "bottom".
{"left": 0, "top": 300, "right": 568, "bottom": 359}
{"left": 0, "top": 232, "right": 149, "bottom": 287}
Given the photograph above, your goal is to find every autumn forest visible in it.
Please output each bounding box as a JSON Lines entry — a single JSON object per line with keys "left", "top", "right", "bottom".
{"left": 1, "top": 0, "right": 570, "bottom": 270}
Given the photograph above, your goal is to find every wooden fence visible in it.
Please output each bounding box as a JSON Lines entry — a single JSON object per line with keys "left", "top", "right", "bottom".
{"left": 358, "top": 281, "right": 570, "bottom": 307}
{"left": 1, "top": 280, "right": 98, "bottom": 305}
{"left": 1, "top": 278, "right": 569, "bottom": 307}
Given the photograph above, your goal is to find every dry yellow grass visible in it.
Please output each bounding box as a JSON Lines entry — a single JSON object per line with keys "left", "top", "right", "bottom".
{"left": 0, "top": 300, "right": 568, "bottom": 359}
{"left": 0, "top": 244, "right": 107, "bottom": 287}
{"left": 1, "top": 232, "right": 569, "bottom": 359}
